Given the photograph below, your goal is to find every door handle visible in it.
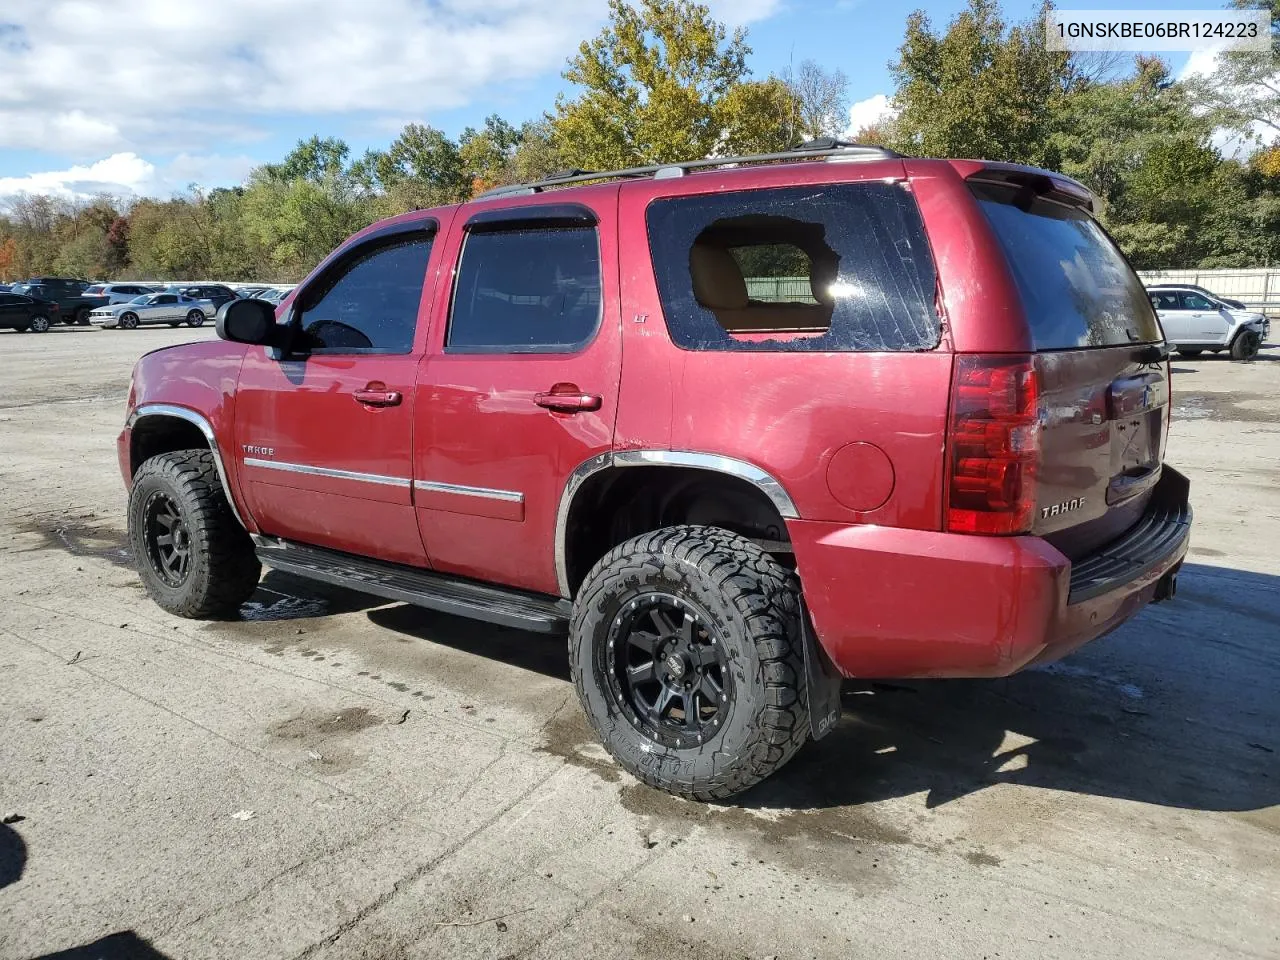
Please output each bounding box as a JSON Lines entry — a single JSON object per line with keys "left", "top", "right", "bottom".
{"left": 353, "top": 385, "right": 402, "bottom": 407}
{"left": 534, "top": 384, "right": 602, "bottom": 413}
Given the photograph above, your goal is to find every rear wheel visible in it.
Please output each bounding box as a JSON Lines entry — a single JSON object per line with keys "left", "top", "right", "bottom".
{"left": 1178, "top": 348, "right": 1202, "bottom": 357}
{"left": 129, "top": 450, "right": 261, "bottom": 618}
{"left": 1231, "top": 330, "right": 1261, "bottom": 362}
{"left": 570, "top": 525, "right": 808, "bottom": 801}
{"left": 28, "top": 314, "right": 51, "bottom": 333}
{"left": 75, "top": 307, "right": 90, "bottom": 325}
{"left": 186, "top": 310, "right": 205, "bottom": 327}
{"left": 120, "top": 312, "right": 139, "bottom": 330}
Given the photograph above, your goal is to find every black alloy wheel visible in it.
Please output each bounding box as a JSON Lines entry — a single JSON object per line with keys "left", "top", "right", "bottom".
{"left": 606, "top": 593, "right": 730, "bottom": 748}
{"left": 143, "top": 492, "right": 192, "bottom": 587}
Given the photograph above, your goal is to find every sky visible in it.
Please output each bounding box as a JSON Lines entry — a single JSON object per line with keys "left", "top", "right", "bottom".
{"left": 0, "top": 0, "right": 1229, "bottom": 202}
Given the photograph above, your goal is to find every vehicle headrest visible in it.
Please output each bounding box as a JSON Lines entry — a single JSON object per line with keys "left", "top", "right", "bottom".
{"left": 689, "top": 243, "right": 748, "bottom": 310}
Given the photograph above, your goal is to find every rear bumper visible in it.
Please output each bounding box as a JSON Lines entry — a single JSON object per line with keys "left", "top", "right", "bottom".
{"left": 790, "top": 467, "right": 1191, "bottom": 679}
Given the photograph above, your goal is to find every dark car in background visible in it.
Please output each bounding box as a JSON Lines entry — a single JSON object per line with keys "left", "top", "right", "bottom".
{"left": 0, "top": 291, "right": 62, "bottom": 332}
{"left": 9, "top": 277, "right": 108, "bottom": 325}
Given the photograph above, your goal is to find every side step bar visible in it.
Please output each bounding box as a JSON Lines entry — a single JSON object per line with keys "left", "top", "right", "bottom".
{"left": 252, "top": 536, "right": 571, "bottom": 633}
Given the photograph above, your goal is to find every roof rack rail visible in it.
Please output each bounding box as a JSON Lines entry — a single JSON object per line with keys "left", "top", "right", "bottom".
{"left": 475, "top": 140, "right": 903, "bottom": 199}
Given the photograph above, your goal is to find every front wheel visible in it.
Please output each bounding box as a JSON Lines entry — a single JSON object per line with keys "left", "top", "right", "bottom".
{"left": 28, "top": 314, "right": 51, "bottom": 333}
{"left": 186, "top": 310, "right": 205, "bottom": 327}
{"left": 570, "top": 525, "right": 808, "bottom": 801}
{"left": 128, "top": 450, "right": 261, "bottom": 618}
{"left": 119, "top": 312, "right": 139, "bottom": 330}
{"left": 1231, "top": 331, "right": 1261, "bottom": 362}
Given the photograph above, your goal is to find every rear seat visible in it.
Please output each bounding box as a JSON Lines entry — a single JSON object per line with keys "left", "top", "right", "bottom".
{"left": 689, "top": 243, "right": 832, "bottom": 333}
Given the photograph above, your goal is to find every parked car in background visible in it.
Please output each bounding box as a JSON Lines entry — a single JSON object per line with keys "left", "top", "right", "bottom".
{"left": 1147, "top": 283, "right": 1247, "bottom": 312}
{"left": 234, "top": 286, "right": 271, "bottom": 299}
{"left": 0, "top": 291, "right": 62, "bottom": 332}
{"left": 9, "top": 277, "right": 108, "bottom": 325}
{"left": 165, "top": 284, "right": 239, "bottom": 311}
{"left": 1147, "top": 286, "right": 1270, "bottom": 360}
{"left": 84, "top": 283, "right": 159, "bottom": 304}
{"left": 90, "top": 292, "right": 210, "bottom": 329}
{"left": 257, "top": 287, "right": 289, "bottom": 305}
{"left": 0, "top": 284, "right": 12, "bottom": 293}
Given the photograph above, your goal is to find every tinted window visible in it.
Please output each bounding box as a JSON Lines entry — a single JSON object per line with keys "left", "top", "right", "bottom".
{"left": 1181, "top": 292, "right": 1214, "bottom": 310}
{"left": 155, "top": 295, "right": 177, "bottom": 304}
{"left": 298, "top": 232, "right": 432, "bottom": 353}
{"left": 1149, "top": 292, "right": 1180, "bottom": 311}
{"left": 646, "top": 183, "right": 940, "bottom": 352}
{"left": 973, "top": 182, "right": 1160, "bottom": 348}
{"left": 447, "top": 226, "right": 601, "bottom": 352}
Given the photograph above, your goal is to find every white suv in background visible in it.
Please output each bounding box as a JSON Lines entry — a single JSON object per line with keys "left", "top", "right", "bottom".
{"left": 1146, "top": 285, "right": 1270, "bottom": 361}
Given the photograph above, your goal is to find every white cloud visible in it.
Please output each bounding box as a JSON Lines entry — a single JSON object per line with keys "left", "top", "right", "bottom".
{"left": 0, "top": 152, "right": 260, "bottom": 204}
{"left": 844, "top": 93, "right": 897, "bottom": 137}
{"left": 0, "top": 0, "right": 786, "bottom": 160}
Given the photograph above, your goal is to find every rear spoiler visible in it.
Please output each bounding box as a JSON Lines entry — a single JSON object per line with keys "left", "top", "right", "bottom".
{"left": 950, "top": 160, "right": 1096, "bottom": 215}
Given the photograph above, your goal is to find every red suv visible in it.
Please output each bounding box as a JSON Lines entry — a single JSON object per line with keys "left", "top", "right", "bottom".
{"left": 117, "top": 141, "right": 1191, "bottom": 800}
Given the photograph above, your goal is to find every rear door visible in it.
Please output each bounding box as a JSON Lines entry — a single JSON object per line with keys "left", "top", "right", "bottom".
{"left": 414, "top": 192, "right": 621, "bottom": 596}
{"left": 1148, "top": 291, "right": 1187, "bottom": 342}
{"left": 971, "top": 181, "right": 1169, "bottom": 558}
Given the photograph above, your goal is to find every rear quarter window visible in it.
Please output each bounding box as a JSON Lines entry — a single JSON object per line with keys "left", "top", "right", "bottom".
{"left": 972, "top": 181, "right": 1160, "bottom": 349}
{"left": 645, "top": 183, "right": 941, "bottom": 353}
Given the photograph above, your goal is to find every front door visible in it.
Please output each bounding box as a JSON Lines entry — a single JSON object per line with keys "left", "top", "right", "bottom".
{"left": 1178, "top": 291, "right": 1231, "bottom": 345}
{"left": 414, "top": 193, "right": 622, "bottom": 596}
{"left": 234, "top": 220, "right": 442, "bottom": 566}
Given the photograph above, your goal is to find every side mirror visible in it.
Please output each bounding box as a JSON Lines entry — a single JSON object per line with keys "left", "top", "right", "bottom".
{"left": 216, "top": 298, "right": 280, "bottom": 346}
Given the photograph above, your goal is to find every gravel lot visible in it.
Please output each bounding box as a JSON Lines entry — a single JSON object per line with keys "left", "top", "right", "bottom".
{"left": 1, "top": 325, "right": 1277, "bottom": 960}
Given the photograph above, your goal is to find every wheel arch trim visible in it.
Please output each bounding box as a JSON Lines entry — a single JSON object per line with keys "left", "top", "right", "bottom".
{"left": 554, "top": 450, "right": 799, "bottom": 598}
{"left": 127, "top": 403, "right": 247, "bottom": 529}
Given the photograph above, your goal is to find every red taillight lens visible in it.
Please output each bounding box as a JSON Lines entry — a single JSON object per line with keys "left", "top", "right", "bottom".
{"left": 946, "top": 354, "right": 1040, "bottom": 535}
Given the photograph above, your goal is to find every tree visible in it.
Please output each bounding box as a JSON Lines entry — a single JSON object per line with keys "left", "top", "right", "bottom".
{"left": 1184, "top": 0, "right": 1279, "bottom": 146}
{"left": 261, "top": 136, "right": 353, "bottom": 185}
{"left": 0, "top": 236, "right": 18, "bottom": 281}
{"left": 888, "top": 0, "right": 1073, "bottom": 164}
{"left": 553, "top": 0, "right": 794, "bottom": 169}
{"left": 783, "top": 59, "right": 850, "bottom": 140}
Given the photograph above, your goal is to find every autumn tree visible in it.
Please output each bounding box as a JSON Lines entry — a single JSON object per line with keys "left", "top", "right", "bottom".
{"left": 553, "top": 0, "right": 797, "bottom": 169}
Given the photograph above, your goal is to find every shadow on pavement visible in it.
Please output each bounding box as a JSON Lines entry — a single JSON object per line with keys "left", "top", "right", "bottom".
{"left": 742, "top": 562, "right": 1279, "bottom": 813}
{"left": 0, "top": 822, "right": 25, "bottom": 890}
{"left": 26, "top": 931, "right": 173, "bottom": 960}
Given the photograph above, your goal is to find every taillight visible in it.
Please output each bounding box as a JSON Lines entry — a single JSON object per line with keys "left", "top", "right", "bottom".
{"left": 946, "top": 354, "right": 1040, "bottom": 535}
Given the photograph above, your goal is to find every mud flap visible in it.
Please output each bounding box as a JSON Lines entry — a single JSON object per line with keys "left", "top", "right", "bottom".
{"left": 800, "top": 600, "right": 842, "bottom": 740}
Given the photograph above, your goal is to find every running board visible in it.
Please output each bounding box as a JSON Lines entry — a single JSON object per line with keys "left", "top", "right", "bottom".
{"left": 252, "top": 536, "right": 571, "bottom": 633}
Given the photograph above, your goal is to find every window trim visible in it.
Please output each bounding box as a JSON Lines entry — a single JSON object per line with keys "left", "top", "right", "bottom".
{"left": 287, "top": 219, "right": 438, "bottom": 357}
{"left": 444, "top": 218, "right": 604, "bottom": 356}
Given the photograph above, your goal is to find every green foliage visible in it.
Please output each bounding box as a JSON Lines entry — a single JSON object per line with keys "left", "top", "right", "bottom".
{"left": 1183, "top": 0, "right": 1279, "bottom": 146}
{"left": 552, "top": 0, "right": 795, "bottom": 168}
{"left": 888, "top": 0, "right": 1073, "bottom": 165}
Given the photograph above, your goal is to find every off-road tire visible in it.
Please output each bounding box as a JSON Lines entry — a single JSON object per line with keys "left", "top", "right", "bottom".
{"left": 1178, "top": 348, "right": 1202, "bottom": 357}
{"left": 28, "top": 315, "right": 51, "bottom": 333}
{"left": 570, "top": 525, "right": 808, "bottom": 801}
{"left": 1231, "top": 330, "right": 1261, "bottom": 362}
{"left": 128, "top": 450, "right": 260, "bottom": 618}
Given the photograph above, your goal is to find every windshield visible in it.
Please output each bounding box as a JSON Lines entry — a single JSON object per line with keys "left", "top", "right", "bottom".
{"left": 972, "top": 182, "right": 1161, "bottom": 349}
